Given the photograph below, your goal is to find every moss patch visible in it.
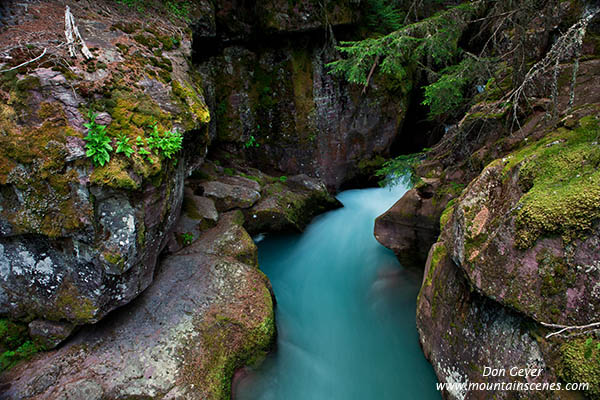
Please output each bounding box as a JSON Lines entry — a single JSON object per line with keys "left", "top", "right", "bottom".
{"left": 508, "top": 115, "right": 600, "bottom": 248}
{"left": 559, "top": 337, "right": 600, "bottom": 398}
{"left": 424, "top": 243, "right": 447, "bottom": 288}
{"left": 439, "top": 198, "right": 456, "bottom": 232}
{"left": 52, "top": 279, "right": 98, "bottom": 323}
{"left": 181, "top": 271, "right": 275, "bottom": 399}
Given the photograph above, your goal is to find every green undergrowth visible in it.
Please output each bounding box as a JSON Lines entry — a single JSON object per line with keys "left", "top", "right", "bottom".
{"left": 504, "top": 114, "right": 600, "bottom": 248}
{"left": 0, "top": 319, "right": 45, "bottom": 372}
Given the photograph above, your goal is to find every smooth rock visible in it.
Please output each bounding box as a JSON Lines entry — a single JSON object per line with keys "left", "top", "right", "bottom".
{"left": 200, "top": 181, "right": 261, "bottom": 212}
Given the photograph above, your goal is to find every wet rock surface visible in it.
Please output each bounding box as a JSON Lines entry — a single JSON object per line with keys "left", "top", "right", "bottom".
{"left": 412, "top": 74, "right": 600, "bottom": 399}
{"left": 186, "top": 161, "right": 341, "bottom": 236}
{"left": 199, "top": 181, "right": 261, "bottom": 212}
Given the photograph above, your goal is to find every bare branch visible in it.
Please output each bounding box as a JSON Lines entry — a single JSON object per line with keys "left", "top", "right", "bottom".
{"left": 64, "top": 6, "right": 93, "bottom": 60}
{"left": 0, "top": 47, "right": 47, "bottom": 73}
{"left": 505, "top": 6, "right": 600, "bottom": 125}
{"left": 540, "top": 321, "right": 600, "bottom": 339}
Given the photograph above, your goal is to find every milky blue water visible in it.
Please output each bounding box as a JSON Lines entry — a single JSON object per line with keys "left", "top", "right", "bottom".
{"left": 235, "top": 184, "right": 440, "bottom": 400}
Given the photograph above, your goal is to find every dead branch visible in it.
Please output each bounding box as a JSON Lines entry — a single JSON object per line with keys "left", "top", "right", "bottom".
{"left": 505, "top": 6, "right": 600, "bottom": 125}
{"left": 362, "top": 55, "right": 380, "bottom": 95}
{"left": 0, "top": 47, "right": 47, "bottom": 73}
{"left": 64, "top": 6, "right": 93, "bottom": 60}
{"left": 540, "top": 321, "right": 600, "bottom": 339}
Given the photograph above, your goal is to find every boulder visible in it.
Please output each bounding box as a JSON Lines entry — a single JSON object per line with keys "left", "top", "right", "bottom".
{"left": 244, "top": 174, "right": 341, "bottom": 234}
{"left": 199, "top": 181, "right": 261, "bottom": 212}
{"left": 0, "top": 212, "right": 275, "bottom": 400}
{"left": 27, "top": 320, "right": 75, "bottom": 350}
{"left": 374, "top": 179, "right": 444, "bottom": 268}
{"left": 167, "top": 188, "right": 219, "bottom": 253}
{"left": 416, "top": 242, "right": 557, "bottom": 400}
{"left": 450, "top": 115, "right": 600, "bottom": 326}
{"left": 416, "top": 108, "right": 600, "bottom": 399}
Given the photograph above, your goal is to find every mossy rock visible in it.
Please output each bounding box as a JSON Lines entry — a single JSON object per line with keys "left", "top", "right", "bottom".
{"left": 559, "top": 337, "right": 600, "bottom": 398}
{"left": 509, "top": 115, "right": 600, "bottom": 248}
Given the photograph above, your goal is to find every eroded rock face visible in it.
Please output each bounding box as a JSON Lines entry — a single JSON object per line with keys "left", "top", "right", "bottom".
{"left": 0, "top": 212, "right": 275, "bottom": 400}
{"left": 244, "top": 173, "right": 341, "bottom": 234}
{"left": 200, "top": 181, "right": 261, "bottom": 212}
{"left": 0, "top": 1, "right": 209, "bottom": 336}
{"left": 197, "top": 2, "right": 407, "bottom": 190}
{"left": 450, "top": 118, "right": 600, "bottom": 326}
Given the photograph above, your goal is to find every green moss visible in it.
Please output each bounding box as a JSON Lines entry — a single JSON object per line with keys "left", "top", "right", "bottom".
{"left": 182, "top": 195, "right": 201, "bottom": 219}
{"left": 102, "top": 251, "right": 126, "bottom": 273}
{"left": 112, "top": 21, "right": 141, "bottom": 34}
{"left": 182, "top": 283, "right": 275, "bottom": 399}
{"left": 0, "top": 319, "right": 27, "bottom": 353}
{"left": 238, "top": 172, "right": 263, "bottom": 185}
{"left": 90, "top": 157, "right": 140, "bottom": 190}
{"left": 424, "top": 243, "right": 447, "bottom": 288}
{"left": 439, "top": 198, "right": 456, "bottom": 232}
{"left": 538, "top": 250, "right": 575, "bottom": 298}
{"left": 0, "top": 318, "right": 45, "bottom": 372}
{"left": 559, "top": 337, "right": 600, "bottom": 398}
{"left": 157, "top": 35, "right": 179, "bottom": 51}
{"left": 223, "top": 167, "right": 235, "bottom": 176}
{"left": 0, "top": 98, "right": 90, "bottom": 237}
{"left": 90, "top": 89, "right": 173, "bottom": 185}
{"left": 53, "top": 280, "right": 98, "bottom": 323}
{"left": 508, "top": 115, "right": 600, "bottom": 248}
{"left": 115, "top": 43, "right": 130, "bottom": 54}
{"left": 171, "top": 80, "right": 210, "bottom": 130}
{"left": 133, "top": 33, "right": 161, "bottom": 49}
{"left": 432, "top": 181, "right": 465, "bottom": 207}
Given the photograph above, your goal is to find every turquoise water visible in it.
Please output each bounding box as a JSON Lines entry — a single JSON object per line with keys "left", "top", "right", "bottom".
{"left": 235, "top": 184, "right": 440, "bottom": 400}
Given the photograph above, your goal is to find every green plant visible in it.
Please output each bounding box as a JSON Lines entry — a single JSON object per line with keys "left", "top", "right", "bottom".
{"left": 165, "top": 0, "right": 190, "bottom": 20}
{"left": 422, "top": 57, "right": 491, "bottom": 118}
{"left": 375, "top": 151, "right": 426, "bottom": 187}
{"left": 364, "top": 0, "right": 404, "bottom": 35}
{"left": 244, "top": 135, "right": 259, "bottom": 149}
{"left": 84, "top": 110, "right": 112, "bottom": 167}
{"left": 148, "top": 123, "right": 183, "bottom": 159}
{"left": 138, "top": 146, "right": 153, "bottom": 163}
{"left": 181, "top": 232, "right": 194, "bottom": 246}
{"left": 279, "top": 176, "right": 288, "bottom": 183}
{"left": 224, "top": 168, "right": 235, "bottom": 176}
{"left": 115, "top": 134, "right": 134, "bottom": 158}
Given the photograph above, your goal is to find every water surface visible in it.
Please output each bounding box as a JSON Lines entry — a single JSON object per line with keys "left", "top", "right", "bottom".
{"left": 235, "top": 184, "right": 439, "bottom": 400}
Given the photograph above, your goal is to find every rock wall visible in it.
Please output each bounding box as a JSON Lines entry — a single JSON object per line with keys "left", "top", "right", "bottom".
{"left": 194, "top": 0, "right": 409, "bottom": 190}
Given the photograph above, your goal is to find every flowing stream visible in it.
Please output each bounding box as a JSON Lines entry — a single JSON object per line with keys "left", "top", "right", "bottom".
{"left": 235, "top": 183, "right": 439, "bottom": 400}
